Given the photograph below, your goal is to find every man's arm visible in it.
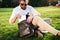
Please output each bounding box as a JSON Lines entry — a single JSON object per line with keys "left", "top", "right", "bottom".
{"left": 27, "top": 6, "right": 41, "bottom": 23}
{"left": 9, "top": 16, "right": 17, "bottom": 24}
{"left": 30, "top": 6, "right": 41, "bottom": 16}
{"left": 9, "top": 14, "right": 21, "bottom": 24}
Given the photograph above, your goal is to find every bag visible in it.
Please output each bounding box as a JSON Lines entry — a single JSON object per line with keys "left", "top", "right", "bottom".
{"left": 18, "top": 20, "right": 34, "bottom": 38}
{"left": 18, "top": 13, "right": 41, "bottom": 38}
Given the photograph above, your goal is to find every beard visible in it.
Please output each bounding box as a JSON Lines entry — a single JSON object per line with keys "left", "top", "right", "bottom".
{"left": 21, "top": 6, "right": 26, "bottom": 10}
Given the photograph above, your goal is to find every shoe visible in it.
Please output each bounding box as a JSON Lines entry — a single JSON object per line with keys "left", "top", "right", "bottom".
{"left": 37, "top": 31, "right": 43, "bottom": 37}
{"left": 57, "top": 32, "right": 60, "bottom": 37}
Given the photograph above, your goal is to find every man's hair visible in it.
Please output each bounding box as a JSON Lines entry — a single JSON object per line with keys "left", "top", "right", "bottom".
{"left": 19, "top": 0, "right": 26, "bottom": 2}
{"left": 19, "top": 0, "right": 29, "bottom": 4}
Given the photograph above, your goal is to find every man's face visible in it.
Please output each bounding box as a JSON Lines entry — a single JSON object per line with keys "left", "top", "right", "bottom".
{"left": 20, "top": 1, "right": 28, "bottom": 10}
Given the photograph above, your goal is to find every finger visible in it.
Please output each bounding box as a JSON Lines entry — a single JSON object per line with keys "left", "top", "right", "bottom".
{"left": 27, "top": 19, "right": 30, "bottom": 23}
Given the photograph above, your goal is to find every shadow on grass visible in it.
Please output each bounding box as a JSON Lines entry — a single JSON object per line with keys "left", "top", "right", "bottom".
{"left": 43, "top": 33, "right": 60, "bottom": 40}
{"left": 0, "top": 31, "right": 60, "bottom": 40}
{"left": 0, "top": 30, "right": 43, "bottom": 40}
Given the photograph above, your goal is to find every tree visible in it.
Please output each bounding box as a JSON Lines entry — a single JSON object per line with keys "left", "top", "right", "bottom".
{"left": 2, "top": 0, "right": 12, "bottom": 7}
{"left": 29, "top": 0, "right": 49, "bottom": 7}
{"left": 48, "top": 0, "right": 58, "bottom": 6}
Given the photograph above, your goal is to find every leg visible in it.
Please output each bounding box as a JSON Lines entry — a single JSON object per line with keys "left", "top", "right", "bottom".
{"left": 32, "top": 16, "right": 60, "bottom": 36}
{"left": 33, "top": 26, "right": 43, "bottom": 37}
{"left": 39, "top": 18, "right": 51, "bottom": 33}
{"left": 35, "top": 30, "right": 43, "bottom": 37}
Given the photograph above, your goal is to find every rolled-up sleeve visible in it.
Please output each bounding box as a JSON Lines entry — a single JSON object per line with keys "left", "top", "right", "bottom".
{"left": 9, "top": 8, "right": 18, "bottom": 23}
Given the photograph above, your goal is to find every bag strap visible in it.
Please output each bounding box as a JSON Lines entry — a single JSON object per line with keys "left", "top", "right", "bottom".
{"left": 26, "top": 13, "right": 30, "bottom": 20}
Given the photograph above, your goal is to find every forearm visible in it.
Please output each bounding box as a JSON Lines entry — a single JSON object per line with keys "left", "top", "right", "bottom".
{"left": 9, "top": 16, "right": 17, "bottom": 24}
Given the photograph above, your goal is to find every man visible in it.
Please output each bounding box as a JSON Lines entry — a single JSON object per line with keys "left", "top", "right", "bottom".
{"left": 9, "top": 0, "right": 60, "bottom": 38}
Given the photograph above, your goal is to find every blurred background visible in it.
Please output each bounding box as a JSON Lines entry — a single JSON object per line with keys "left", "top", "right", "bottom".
{"left": 0, "top": 0, "right": 60, "bottom": 40}
{"left": 0, "top": 0, "right": 60, "bottom": 7}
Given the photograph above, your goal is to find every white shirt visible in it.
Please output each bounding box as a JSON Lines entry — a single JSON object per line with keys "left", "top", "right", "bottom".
{"left": 9, "top": 5, "right": 40, "bottom": 23}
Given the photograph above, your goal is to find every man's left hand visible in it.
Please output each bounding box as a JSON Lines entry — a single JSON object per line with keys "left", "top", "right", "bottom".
{"left": 27, "top": 16, "right": 33, "bottom": 23}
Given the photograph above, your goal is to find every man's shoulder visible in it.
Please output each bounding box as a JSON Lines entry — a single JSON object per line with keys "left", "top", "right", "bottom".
{"left": 27, "top": 5, "right": 33, "bottom": 8}
{"left": 13, "top": 5, "right": 20, "bottom": 10}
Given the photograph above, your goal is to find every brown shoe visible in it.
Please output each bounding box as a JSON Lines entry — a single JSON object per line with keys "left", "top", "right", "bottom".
{"left": 37, "top": 31, "right": 43, "bottom": 37}
{"left": 57, "top": 32, "right": 60, "bottom": 37}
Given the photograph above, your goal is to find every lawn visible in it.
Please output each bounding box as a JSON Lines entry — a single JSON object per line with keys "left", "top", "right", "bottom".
{"left": 0, "top": 6, "right": 60, "bottom": 40}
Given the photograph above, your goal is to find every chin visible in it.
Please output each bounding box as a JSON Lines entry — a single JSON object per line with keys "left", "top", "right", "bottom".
{"left": 21, "top": 7, "right": 26, "bottom": 10}
{"left": 23, "top": 8, "right": 26, "bottom": 10}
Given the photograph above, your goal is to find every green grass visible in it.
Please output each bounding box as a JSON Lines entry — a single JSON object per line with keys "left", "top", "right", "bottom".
{"left": 0, "top": 6, "right": 60, "bottom": 40}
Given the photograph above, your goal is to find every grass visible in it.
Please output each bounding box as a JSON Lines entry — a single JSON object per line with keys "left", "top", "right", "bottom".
{"left": 0, "top": 6, "right": 60, "bottom": 40}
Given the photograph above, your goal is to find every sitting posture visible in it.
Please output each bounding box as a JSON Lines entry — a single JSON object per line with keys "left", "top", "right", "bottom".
{"left": 9, "top": 0, "right": 60, "bottom": 38}
{"left": 18, "top": 14, "right": 43, "bottom": 38}
{"left": 18, "top": 14, "right": 51, "bottom": 38}
{"left": 18, "top": 20, "right": 43, "bottom": 38}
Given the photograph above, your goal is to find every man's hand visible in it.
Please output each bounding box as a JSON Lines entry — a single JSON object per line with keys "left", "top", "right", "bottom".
{"left": 9, "top": 14, "right": 21, "bottom": 24}
{"left": 16, "top": 14, "right": 21, "bottom": 19}
{"left": 27, "top": 16, "right": 33, "bottom": 23}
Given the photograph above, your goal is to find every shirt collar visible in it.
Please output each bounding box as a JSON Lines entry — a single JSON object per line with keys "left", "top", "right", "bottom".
{"left": 19, "top": 5, "right": 28, "bottom": 10}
